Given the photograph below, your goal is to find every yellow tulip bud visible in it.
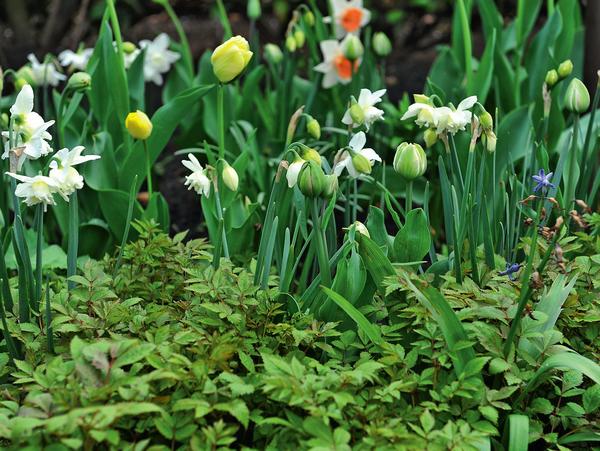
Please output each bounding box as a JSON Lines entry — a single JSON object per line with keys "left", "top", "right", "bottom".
{"left": 125, "top": 110, "right": 153, "bottom": 140}
{"left": 211, "top": 35, "right": 253, "bottom": 84}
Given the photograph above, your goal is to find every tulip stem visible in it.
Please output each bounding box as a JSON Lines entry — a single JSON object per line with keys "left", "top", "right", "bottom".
{"left": 34, "top": 204, "right": 43, "bottom": 314}
{"left": 217, "top": 84, "right": 225, "bottom": 160}
{"left": 143, "top": 140, "right": 153, "bottom": 197}
{"left": 406, "top": 181, "right": 413, "bottom": 213}
{"left": 67, "top": 191, "right": 79, "bottom": 291}
{"left": 311, "top": 199, "right": 331, "bottom": 287}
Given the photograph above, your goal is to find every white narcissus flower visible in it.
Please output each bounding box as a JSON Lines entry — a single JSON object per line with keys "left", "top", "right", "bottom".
{"left": 6, "top": 173, "right": 63, "bottom": 211}
{"left": 139, "top": 33, "right": 181, "bottom": 85}
{"left": 435, "top": 96, "right": 477, "bottom": 134}
{"left": 27, "top": 54, "right": 66, "bottom": 87}
{"left": 1, "top": 84, "right": 54, "bottom": 170}
{"left": 324, "top": 0, "right": 371, "bottom": 38}
{"left": 49, "top": 146, "right": 101, "bottom": 196}
{"left": 314, "top": 37, "right": 360, "bottom": 89}
{"left": 401, "top": 102, "right": 438, "bottom": 128}
{"left": 182, "top": 154, "right": 211, "bottom": 197}
{"left": 333, "top": 131, "right": 381, "bottom": 178}
{"left": 286, "top": 159, "right": 307, "bottom": 188}
{"left": 342, "top": 88, "right": 386, "bottom": 130}
{"left": 58, "top": 48, "right": 93, "bottom": 71}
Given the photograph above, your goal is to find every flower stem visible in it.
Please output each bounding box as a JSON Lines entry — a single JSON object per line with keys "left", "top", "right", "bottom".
{"left": 406, "top": 180, "right": 413, "bottom": 212}
{"left": 217, "top": 84, "right": 225, "bottom": 160}
{"left": 213, "top": 179, "right": 230, "bottom": 260}
{"left": 67, "top": 191, "right": 79, "bottom": 291}
{"left": 34, "top": 204, "right": 43, "bottom": 314}
{"left": 143, "top": 140, "right": 153, "bottom": 196}
{"left": 352, "top": 178, "right": 358, "bottom": 222}
{"left": 311, "top": 199, "right": 331, "bottom": 287}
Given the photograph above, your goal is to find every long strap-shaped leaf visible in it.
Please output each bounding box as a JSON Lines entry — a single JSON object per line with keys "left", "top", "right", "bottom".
{"left": 525, "top": 352, "right": 600, "bottom": 393}
{"left": 507, "top": 414, "right": 529, "bottom": 451}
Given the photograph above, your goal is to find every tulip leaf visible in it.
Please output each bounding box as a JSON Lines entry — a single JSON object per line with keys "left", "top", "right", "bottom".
{"left": 507, "top": 414, "right": 529, "bottom": 451}
{"left": 356, "top": 233, "right": 395, "bottom": 293}
{"left": 393, "top": 208, "right": 431, "bottom": 265}
{"left": 98, "top": 189, "right": 144, "bottom": 240}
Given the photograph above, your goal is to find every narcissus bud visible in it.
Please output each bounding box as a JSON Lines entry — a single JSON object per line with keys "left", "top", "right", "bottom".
{"left": 294, "top": 29, "right": 306, "bottom": 48}
{"left": 125, "top": 110, "right": 153, "bottom": 140}
{"left": 372, "top": 32, "right": 392, "bottom": 57}
{"left": 413, "top": 94, "right": 430, "bottom": 104}
{"left": 545, "top": 69, "right": 559, "bottom": 87}
{"left": 300, "top": 146, "right": 321, "bottom": 164}
{"left": 67, "top": 71, "right": 91, "bottom": 91}
{"left": 342, "top": 34, "right": 364, "bottom": 61}
{"left": 479, "top": 111, "right": 493, "bottom": 130}
{"left": 483, "top": 131, "right": 497, "bottom": 152}
{"left": 348, "top": 97, "right": 365, "bottom": 125}
{"left": 564, "top": 78, "right": 590, "bottom": 113}
{"left": 247, "top": 0, "right": 261, "bottom": 20}
{"left": 352, "top": 221, "right": 370, "bottom": 238}
{"left": 423, "top": 129, "right": 438, "bottom": 148}
{"left": 122, "top": 41, "right": 137, "bottom": 54}
{"left": 393, "top": 142, "right": 427, "bottom": 180}
{"left": 322, "top": 174, "right": 339, "bottom": 198}
{"left": 304, "top": 10, "right": 315, "bottom": 26}
{"left": 15, "top": 66, "right": 35, "bottom": 89}
{"left": 298, "top": 161, "right": 326, "bottom": 197}
{"left": 306, "top": 116, "right": 321, "bottom": 140}
{"left": 264, "top": 43, "right": 283, "bottom": 64}
{"left": 351, "top": 152, "right": 372, "bottom": 175}
{"left": 557, "top": 59, "right": 574, "bottom": 79}
{"left": 222, "top": 162, "right": 239, "bottom": 191}
{"left": 285, "top": 34, "right": 297, "bottom": 52}
{"left": 211, "top": 36, "right": 253, "bottom": 83}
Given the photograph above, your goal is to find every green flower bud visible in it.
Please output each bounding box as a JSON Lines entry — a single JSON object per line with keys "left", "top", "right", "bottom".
{"left": 122, "top": 41, "right": 137, "bottom": 54}
{"left": 294, "top": 29, "right": 305, "bottom": 48}
{"left": 285, "top": 34, "right": 297, "bottom": 52}
{"left": 545, "top": 69, "right": 559, "bottom": 87}
{"left": 351, "top": 152, "right": 372, "bottom": 175}
{"left": 349, "top": 97, "right": 365, "bottom": 125}
{"left": 393, "top": 142, "right": 427, "bottom": 180}
{"left": 423, "top": 129, "right": 438, "bottom": 148}
{"left": 479, "top": 111, "right": 493, "bottom": 130}
{"left": 352, "top": 221, "right": 370, "bottom": 238}
{"left": 264, "top": 43, "right": 283, "bottom": 64}
{"left": 564, "top": 78, "right": 590, "bottom": 113}
{"left": 342, "top": 35, "right": 364, "bottom": 61}
{"left": 15, "top": 66, "right": 35, "bottom": 89}
{"left": 299, "top": 146, "right": 322, "bottom": 164}
{"left": 558, "top": 59, "right": 574, "bottom": 79}
{"left": 247, "top": 0, "right": 261, "bottom": 20}
{"left": 306, "top": 117, "right": 321, "bottom": 140}
{"left": 413, "top": 94, "right": 430, "bottom": 104}
{"left": 484, "top": 131, "right": 497, "bottom": 153}
{"left": 322, "top": 174, "right": 339, "bottom": 199}
{"left": 67, "top": 71, "right": 91, "bottom": 91}
{"left": 372, "top": 32, "right": 392, "bottom": 57}
{"left": 222, "top": 162, "right": 239, "bottom": 191}
{"left": 304, "top": 10, "right": 315, "bottom": 27}
{"left": 298, "top": 161, "right": 326, "bottom": 197}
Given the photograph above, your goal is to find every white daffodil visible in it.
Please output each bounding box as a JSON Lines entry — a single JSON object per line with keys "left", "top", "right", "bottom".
{"left": 27, "top": 54, "right": 66, "bottom": 87}
{"left": 49, "top": 146, "right": 101, "bottom": 196}
{"left": 124, "top": 48, "right": 141, "bottom": 69}
{"left": 333, "top": 131, "right": 381, "bottom": 178}
{"left": 139, "top": 33, "right": 181, "bottom": 85}
{"left": 58, "top": 48, "right": 93, "bottom": 71}
{"left": 401, "top": 101, "right": 439, "bottom": 129}
{"left": 342, "top": 88, "right": 386, "bottom": 130}
{"left": 6, "top": 173, "right": 63, "bottom": 211}
{"left": 182, "top": 154, "right": 211, "bottom": 197}
{"left": 314, "top": 37, "right": 360, "bottom": 89}
{"left": 2, "top": 84, "right": 54, "bottom": 170}
{"left": 286, "top": 159, "right": 307, "bottom": 188}
{"left": 434, "top": 96, "right": 477, "bottom": 134}
{"left": 324, "top": 0, "right": 371, "bottom": 38}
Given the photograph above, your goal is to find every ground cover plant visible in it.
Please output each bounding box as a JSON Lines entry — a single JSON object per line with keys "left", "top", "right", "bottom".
{"left": 0, "top": 0, "right": 600, "bottom": 449}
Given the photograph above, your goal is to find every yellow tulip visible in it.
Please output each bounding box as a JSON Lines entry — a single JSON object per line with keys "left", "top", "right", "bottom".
{"left": 125, "top": 110, "right": 153, "bottom": 140}
{"left": 211, "top": 36, "right": 253, "bottom": 83}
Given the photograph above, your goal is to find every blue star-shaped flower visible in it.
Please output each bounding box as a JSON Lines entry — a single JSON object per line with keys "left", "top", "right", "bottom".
{"left": 532, "top": 169, "right": 555, "bottom": 194}
{"left": 499, "top": 262, "right": 521, "bottom": 281}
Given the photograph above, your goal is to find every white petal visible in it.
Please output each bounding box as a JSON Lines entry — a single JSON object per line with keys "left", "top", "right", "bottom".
{"left": 360, "top": 147, "right": 381, "bottom": 163}
{"left": 11, "top": 85, "right": 34, "bottom": 115}
{"left": 341, "top": 109, "right": 353, "bottom": 126}
{"left": 349, "top": 131, "right": 366, "bottom": 151}
{"left": 286, "top": 160, "right": 305, "bottom": 187}
{"left": 319, "top": 40, "right": 340, "bottom": 61}
{"left": 457, "top": 95, "right": 477, "bottom": 111}
{"left": 333, "top": 157, "right": 349, "bottom": 176}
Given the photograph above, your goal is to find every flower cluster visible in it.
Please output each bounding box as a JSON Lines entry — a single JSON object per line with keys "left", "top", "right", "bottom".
{"left": 402, "top": 95, "right": 478, "bottom": 136}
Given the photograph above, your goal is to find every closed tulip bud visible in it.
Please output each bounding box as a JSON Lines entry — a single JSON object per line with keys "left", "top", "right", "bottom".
{"left": 565, "top": 78, "right": 590, "bottom": 113}
{"left": 348, "top": 97, "right": 365, "bottom": 125}
{"left": 424, "top": 128, "right": 438, "bottom": 148}
{"left": 322, "top": 174, "right": 339, "bottom": 198}
{"left": 304, "top": 10, "right": 315, "bottom": 26}
{"left": 479, "top": 111, "right": 493, "bottom": 130}
{"left": 264, "top": 43, "right": 283, "bottom": 64}
{"left": 393, "top": 142, "right": 427, "bottom": 180}
{"left": 306, "top": 117, "right": 321, "bottom": 139}
{"left": 285, "top": 34, "right": 297, "bottom": 52}
{"left": 222, "top": 162, "right": 239, "bottom": 191}
{"left": 351, "top": 152, "right": 372, "bottom": 175}
{"left": 558, "top": 59, "right": 574, "bottom": 79}
{"left": 247, "top": 0, "right": 261, "bottom": 20}
{"left": 545, "top": 69, "right": 559, "bottom": 87}
{"left": 294, "top": 29, "right": 306, "bottom": 48}
{"left": 342, "top": 34, "right": 364, "bottom": 61}
{"left": 352, "top": 221, "right": 370, "bottom": 238}
{"left": 372, "top": 32, "right": 392, "bottom": 57}
{"left": 211, "top": 36, "right": 253, "bottom": 83}
{"left": 299, "top": 161, "right": 326, "bottom": 197}
{"left": 67, "top": 71, "right": 91, "bottom": 91}
{"left": 123, "top": 41, "right": 137, "bottom": 54}
{"left": 125, "top": 110, "right": 153, "bottom": 140}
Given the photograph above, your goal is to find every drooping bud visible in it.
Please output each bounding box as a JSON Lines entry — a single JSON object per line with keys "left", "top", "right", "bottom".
{"left": 322, "top": 174, "right": 339, "bottom": 199}
{"left": 393, "top": 142, "right": 427, "bottom": 180}
{"left": 299, "top": 146, "right": 321, "bottom": 164}
{"left": 298, "top": 160, "right": 326, "bottom": 197}
{"left": 247, "top": 0, "right": 262, "bottom": 20}
{"left": 545, "top": 69, "right": 559, "bottom": 87}
{"left": 67, "top": 71, "right": 91, "bottom": 92}
{"left": 348, "top": 97, "right": 365, "bottom": 125}
{"left": 557, "top": 59, "right": 574, "bottom": 79}
{"left": 304, "top": 10, "right": 315, "bottom": 26}
{"left": 423, "top": 129, "right": 438, "bottom": 148}
{"left": 479, "top": 111, "right": 493, "bottom": 130}
{"left": 15, "top": 66, "right": 35, "bottom": 89}
{"left": 125, "top": 110, "right": 153, "bottom": 140}
{"left": 294, "top": 29, "right": 306, "bottom": 48}
{"left": 564, "top": 78, "right": 590, "bottom": 113}
{"left": 122, "top": 41, "right": 137, "bottom": 54}
{"left": 372, "top": 32, "right": 392, "bottom": 57}
{"left": 413, "top": 94, "right": 430, "bottom": 104}
{"left": 342, "top": 34, "right": 364, "bottom": 61}
{"left": 264, "top": 43, "right": 283, "bottom": 64}
{"left": 222, "top": 162, "right": 239, "bottom": 191}
{"left": 484, "top": 131, "right": 497, "bottom": 153}
{"left": 306, "top": 116, "right": 321, "bottom": 140}
{"left": 285, "top": 34, "right": 297, "bottom": 52}
{"left": 351, "top": 152, "right": 372, "bottom": 175}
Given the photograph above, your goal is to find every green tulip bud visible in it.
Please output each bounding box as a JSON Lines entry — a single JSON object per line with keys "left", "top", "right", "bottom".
{"left": 294, "top": 29, "right": 305, "bottom": 48}
{"left": 122, "top": 41, "right": 137, "bottom": 54}
{"left": 222, "top": 162, "right": 239, "bottom": 191}
{"left": 558, "top": 59, "right": 574, "bottom": 79}
{"left": 306, "top": 117, "right": 321, "bottom": 140}
{"left": 247, "top": 0, "right": 261, "bottom": 20}
{"left": 342, "top": 34, "right": 364, "bottom": 61}
{"left": 298, "top": 160, "right": 326, "bottom": 197}
{"left": 67, "top": 71, "right": 91, "bottom": 91}
{"left": 372, "top": 32, "right": 392, "bottom": 57}
{"left": 545, "top": 69, "right": 559, "bottom": 87}
{"left": 285, "top": 34, "right": 297, "bottom": 52}
{"left": 300, "top": 146, "right": 322, "bottom": 164}
{"left": 304, "top": 10, "right": 315, "bottom": 26}
{"left": 322, "top": 174, "right": 339, "bottom": 199}
{"left": 564, "top": 78, "right": 590, "bottom": 113}
{"left": 264, "top": 43, "right": 283, "bottom": 64}
{"left": 351, "top": 152, "right": 372, "bottom": 175}
{"left": 479, "top": 111, "right": 493, "bottom": 130}
{"left": 393, "top": 142, "right": 427, "bottom": 180}
{"left": 423, "top": 129, "right": 438, "bottom": 148}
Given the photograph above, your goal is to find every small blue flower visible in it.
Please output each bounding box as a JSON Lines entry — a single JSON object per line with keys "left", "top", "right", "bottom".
{"left": 499, "top": 262, "right": 521, "bottom": 281}
{"left": 532, "top": 169, "right": 555, "bottom": 194}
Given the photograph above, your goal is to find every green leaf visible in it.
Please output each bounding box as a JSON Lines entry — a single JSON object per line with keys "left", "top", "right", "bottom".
{"left": 393, "top": 208, "right": 431, "bottom": 265}
{"left": 98, "top": 189, "right": 144, "bottom": 240}
{"left": 357, "top": 233, "right": 395, "bottom": 293}
{"left": 507, "top": 414, "right": 529, "bottom": 451}
{"left": 525, "top": 352, "right": 600, "bottom": 392}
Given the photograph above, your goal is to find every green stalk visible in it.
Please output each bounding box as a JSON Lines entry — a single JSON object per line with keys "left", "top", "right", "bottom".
{"left": 213, "top": 179, "right": 229, "bottom": 260}
{"left": 67, "top": 191, "right": 79, "bottom": 291}
{"left": 34, "top": 204, "right": 43, "bottom": 314}
{"left": 45, "top": 277, "right": 54, "bottom": 354}
{"left": 0, "top": 279, "right": 18, "bottom": 362}
{"left": 564, "top": 114, "right": 580, "bottom": 213}
{"left": 114, "top": 175, "right": 138, "bottom": 277}
{"left": 457, "top": 0, "right": 473, "bottom": 87}
{"left": 159, "top": 0, "right": 194, "bottom": 78}
{"left": 352, "top": 178, "right": 358, "bottom": 222}
{"left": 311, "top": 199, "right": 331, "bottom": 287}
{"left": 580, "top": 83, "right": 600, "bottom": 200}
{"left": 217, "top": 84, "right": 226, "bottom": 160}
{"left": 215, "top": 0, "right": 233, "bottom": 38}
{"left": 143, "top": 140, "right": 153, "bottom": 196}
{"left": 406, "top": 180, "right": 413, "bottom": 213}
